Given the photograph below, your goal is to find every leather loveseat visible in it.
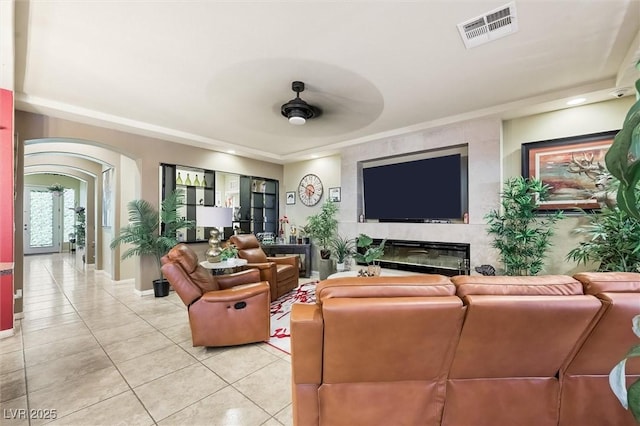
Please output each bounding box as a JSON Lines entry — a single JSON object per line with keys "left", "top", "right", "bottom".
{"left": 290, "top": 272, "right": 640, "bottom": 426}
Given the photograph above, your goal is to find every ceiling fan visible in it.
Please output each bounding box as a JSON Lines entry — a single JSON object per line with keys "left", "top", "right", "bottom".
{"left": 280, "top": 81, "right": 322, "bottom": 125}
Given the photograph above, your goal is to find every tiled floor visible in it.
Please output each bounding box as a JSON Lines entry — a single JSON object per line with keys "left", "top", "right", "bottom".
{"left": 1, "top": 253, "right": 305, "bottom": 425}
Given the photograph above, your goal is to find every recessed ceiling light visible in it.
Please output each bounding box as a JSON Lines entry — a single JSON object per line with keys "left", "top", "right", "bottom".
{"left": 311, "top": 154, "right": 318, "bottom": 159}
{"left": 227, "top": 150, "right": 236, "bottom": 154}
{"left": 567, "top": 98, "right": 586, "bottom": 106}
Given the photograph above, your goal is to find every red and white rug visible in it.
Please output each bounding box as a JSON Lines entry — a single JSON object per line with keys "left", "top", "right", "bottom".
{"left": 268, "top": 281, "right": 317, "bottom": 354}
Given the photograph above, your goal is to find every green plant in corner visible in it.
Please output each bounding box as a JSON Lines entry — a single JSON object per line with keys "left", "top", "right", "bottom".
{"left": 306, "top": 200, "right": 338, "bottom": 259}
{"left": 566, "top": 205, "right": 640, "bottom": 272}
{"left": 110, "top": 189, "right": 194, "bottom": 281}
{"left": 485, "top": 176, "right": 563, "bottom": 276}
{"left": 602, "top": 63, "right": 640, "bottom": 421}
{"left": 609, "top": 315, "right": 640, "bottom": 422}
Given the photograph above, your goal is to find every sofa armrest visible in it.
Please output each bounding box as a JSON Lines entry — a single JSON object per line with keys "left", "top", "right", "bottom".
{"left": 215, "top": 268, "right": 261, "bottom": 290}
{"left": 268, "top": 255, "right": 298, "bottom": 267}
{"left": 246, "top": 261, "right": 276, "bottom": 271}
{"left": 291, "top": 303, "right": 324, "bottom": 385}
{"left": 200, "top": 281, "right": 270, "bottom": 303}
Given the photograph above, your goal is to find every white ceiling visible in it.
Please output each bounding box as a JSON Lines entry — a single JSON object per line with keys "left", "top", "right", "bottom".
{"left": 13, "top": 0, "right": 640, "bottom": 164}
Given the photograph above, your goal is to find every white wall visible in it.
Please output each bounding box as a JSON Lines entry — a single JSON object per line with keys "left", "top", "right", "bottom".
{"left": 282, "top": 155, "right": 341, "bottom": 269}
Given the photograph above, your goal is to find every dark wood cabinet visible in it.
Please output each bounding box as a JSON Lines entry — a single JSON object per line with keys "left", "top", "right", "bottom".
{"left": 162, "top": 164, "right": 279, "bottom": 243}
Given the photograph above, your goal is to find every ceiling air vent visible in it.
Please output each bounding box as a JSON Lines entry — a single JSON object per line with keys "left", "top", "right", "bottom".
{"left": 457, "top": 2, "right": 518, "bottom": 49}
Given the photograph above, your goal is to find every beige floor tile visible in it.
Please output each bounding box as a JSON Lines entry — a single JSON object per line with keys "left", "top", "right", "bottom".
{"left": 233, "top": 359, "right": 292, "bottom": 416}
{"left": 47, "top": 390, "right": 154, "bottom": 426}
{"left": 22, "top": 321, "right": 92, "bottom": 349}
{"left": 13, "top": 254, "right": 296, "bottom": 425}
{"left": 21, "top": 293, "right": 66, "bottom": 306}
{"left": 160, "top": 322, "right": 192, "bottom": 344}
{"left": 0, "top": 369, "right": 26, "bottom": 402}
{"left": 133, "top": 363, "right": 226, "bottom": 422}
{"left": 274, "top": 404, "right": 293, "bottom": 426}
{"left": 0, "top": 395, "right": 29, "bottom": 426}
{"left": 142, "top": 311, "right": 190, "bottom": 330}
{"left": 20, "top": 312, "right": 82, "bottom": 333}
{"left": 92, "top": 319, "right": 156, "bottom": 346}
{"left": 26, "top": 347, "right": 113, "bottom": 392}
{"left": 24, "top": 334, "right": 100, "bottom": 367}
{"left": 117, "top": 345, "right": 197, "bottom": 388}
{"left": 202, "top": 344, "right": 280, "bottom": 384}
{"left": 0, "top": 333, "right": 22, "bottom": 355}
{"left": 178, "top": 340, "right": 230, "bottom": 361}
{"left": 28, "top": 366, "right": 129, "bottom": 425}
{"left": 21, "top": 304, "right": 77, "bottom": 321}
{"left": 262, "top": 417, "right": 286, "bottom": 426}
{"left": 159, "top": 385, "right": 270, "bottom": 426}
{"left": 102, "top": 330, "right": 173, "bottom": 363}
{"left": 22, "top": 299, "right": 72, "bottom": 313}
{"left": 0, "top": 350, "right": 24, "bottom": 375}
{"left": 81, "top": 312, "right": 142, "bottom": 332}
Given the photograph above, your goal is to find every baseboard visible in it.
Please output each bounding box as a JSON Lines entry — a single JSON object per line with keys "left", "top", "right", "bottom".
{"left": 134, "top": 288, "right": 154, "bottom": 297}
{"left": 0, "top": 328, "right": 15, "bottom": 339}
{"left": 112, "top": 278, "right": 135, "bottom": 285}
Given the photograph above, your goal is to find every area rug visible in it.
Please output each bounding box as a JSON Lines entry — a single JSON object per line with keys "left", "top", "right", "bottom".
{"left": 268, "top": 281, "right": 317, "bottom": 354}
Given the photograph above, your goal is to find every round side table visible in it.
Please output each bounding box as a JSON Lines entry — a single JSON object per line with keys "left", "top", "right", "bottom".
{"left": 200, "top": 258, "right": 248, "bottom": 275}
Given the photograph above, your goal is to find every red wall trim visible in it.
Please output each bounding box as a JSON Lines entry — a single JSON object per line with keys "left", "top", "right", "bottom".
{"left": 0, "top": 88, "right": 14, "bottom": 331}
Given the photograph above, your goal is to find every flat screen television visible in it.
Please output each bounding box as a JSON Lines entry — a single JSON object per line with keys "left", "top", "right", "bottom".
{"left": 362, "top": 153, "right": 467, "bottom": 222}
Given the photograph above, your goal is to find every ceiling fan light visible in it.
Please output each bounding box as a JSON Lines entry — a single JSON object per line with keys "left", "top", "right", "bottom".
{"left": 280, "top": 81, "right": 321, "bottom": 125}
{"left": 289, "top": 115, "right": 306, "bottom": 125}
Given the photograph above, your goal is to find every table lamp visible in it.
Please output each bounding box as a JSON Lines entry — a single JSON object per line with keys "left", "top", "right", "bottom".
{"left": 196, "top": 206, "right": 233, "bottom": 262}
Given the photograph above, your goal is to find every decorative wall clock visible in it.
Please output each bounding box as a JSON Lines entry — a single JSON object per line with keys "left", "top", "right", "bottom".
{"left": 298, "top": 174, "right": 323, "bottom": 206}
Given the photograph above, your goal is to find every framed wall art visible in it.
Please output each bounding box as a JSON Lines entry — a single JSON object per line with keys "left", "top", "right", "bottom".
{"left": 286, "top": 191, "right": 296, "bottom": 205}
{"left": 521, "top": 130, "right": 618, "bottom": 211}
{"left": 329, "top": 187, "right": 341, "bottom": 202}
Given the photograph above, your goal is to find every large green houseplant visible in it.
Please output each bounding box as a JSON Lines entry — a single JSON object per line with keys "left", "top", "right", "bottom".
{"left": 306, "top": 200, "right": 338, "bottom": 279}
{"left": 485, "top": 176, "right": 563, "bottom": 276}
{"left": 603, "top": 63, "right": 640, "bottom": 421}
{"left": 110, "top": 189, "right": 194, "bottom": 295}
{"left": 306, "top": 200, "right": 338, "bottom": 259}
{"left": 567, "top": 205, "right": 640, "bottom": 272}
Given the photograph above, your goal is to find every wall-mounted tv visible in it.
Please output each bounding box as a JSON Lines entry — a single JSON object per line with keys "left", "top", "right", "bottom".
{"left": 362, "top": 148, "right": 468, "bottom": 222}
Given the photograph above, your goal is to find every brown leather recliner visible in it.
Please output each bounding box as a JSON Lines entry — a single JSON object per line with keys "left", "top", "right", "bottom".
{"left": 230, "top": 234, "right": 299, "bottom": 301}
{"left": 160, "top": 243, "right": 271, "bottom": 347}
{"left": 559, "top": 272, "right": 640, "bottom": 426}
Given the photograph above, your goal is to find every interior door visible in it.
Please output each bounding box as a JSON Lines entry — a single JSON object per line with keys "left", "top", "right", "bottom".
{"left": 24, "top": 186, "right": 61, "bottom": 254}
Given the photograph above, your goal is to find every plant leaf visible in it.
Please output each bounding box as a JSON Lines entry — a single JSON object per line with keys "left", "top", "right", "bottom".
{"left": 629, "top": 379, "right": 640, "bottom": 422}
{"left": 610, "top": 359, "right": 629, "bottom": 409}
{"left": 633, "top": 315, "right": 640, "bottom": 338}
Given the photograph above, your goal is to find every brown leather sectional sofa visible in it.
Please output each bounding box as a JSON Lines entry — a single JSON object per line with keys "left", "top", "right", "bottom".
{"left": 290, "top": 272, "right": 640, "bottom": 426}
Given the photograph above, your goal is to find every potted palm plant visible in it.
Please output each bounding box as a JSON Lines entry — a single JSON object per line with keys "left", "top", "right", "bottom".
{"left": 110, "top": 189, "right": 194, "bottom": 296}
{"left": 330, "top": 234, "right": 355, "bottom": 272}
{"left": 484, "top": 176, "right": 563, "bottom": 275}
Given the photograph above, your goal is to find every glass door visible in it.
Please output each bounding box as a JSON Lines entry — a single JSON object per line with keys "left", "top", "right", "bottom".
{"left": 24, "top": 186, "right": 61, "bottom": 254}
